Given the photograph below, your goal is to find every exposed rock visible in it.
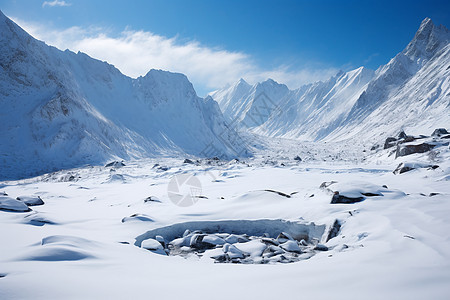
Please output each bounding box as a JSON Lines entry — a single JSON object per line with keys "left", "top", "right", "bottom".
{"left": 264, "top": 189, "right": 291, "bottom": 198}
{"left": 105, "top": 161, "right": 125, "bottom": 168}
{"left": 314, "top": 244, "right": 329, "bottom": 251}
{"left": 384, "top": 137, "right": 397, "bottom": 149}
{"left": 294, "top": 156, "right": 302, "bottom": 161}
{"left": 398, "top": 131, "right": 408, "bottom": 139}
{"left": 393, "top": 162, "right": 438, "bottom": 174}
{"left": 319, "top": 181, "right": 337, "bottom": 189}
{"left": 326, "top": 220, "right": 341, "bottom": 242}
{"left": 331, "top": 191, "right": 364, "bottom": 204}
{"left": 183, "top": 159, "right": 194, "bottom": 164}
{"left": 121, "top": 213, "right": 154, "bottom": 223}
{"left": 16, "top": 195, "right": 44, "bottom": 206}
{"left": 144, "top": 196, "right": 162, "bottom": 203}
{"left": 393, "top": 163, "right": 414, "bottom": 174}
{"left": 431, "top": 128, "right": 448, "bottom": 136}
{"left": 189, "top": 234, "right": 216, "bottom": 251}
{"left": 395, "top": 143, "right": 435, "bottom": 158}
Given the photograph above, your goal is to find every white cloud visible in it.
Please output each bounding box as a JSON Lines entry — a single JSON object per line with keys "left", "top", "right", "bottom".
{"left": 11, "top": 17, "right": 339, "bottom": 95}
{"left": 42, "top": 1, "right": 71, "bottom": 8}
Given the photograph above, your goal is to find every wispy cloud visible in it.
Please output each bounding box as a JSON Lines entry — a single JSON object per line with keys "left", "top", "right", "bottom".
{"left": 11, "top": 17, "right": 338, "bottom": 94}
{"left": 42, "top": 1, "right": 71, "bottom": 8}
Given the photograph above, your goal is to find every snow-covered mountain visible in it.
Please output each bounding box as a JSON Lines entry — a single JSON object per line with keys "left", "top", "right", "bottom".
{"left": 0, "top": 11, "right": 246, "bottom": 180}
{"left": 211, "top": 18, "right": 450, "bottom": 142}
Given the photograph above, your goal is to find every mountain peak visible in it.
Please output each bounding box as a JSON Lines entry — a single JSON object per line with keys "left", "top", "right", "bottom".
{"left": 403, "top": 18, "right": 450, "bottom": 62}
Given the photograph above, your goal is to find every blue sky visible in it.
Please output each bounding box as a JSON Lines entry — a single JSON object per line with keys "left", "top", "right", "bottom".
{"left": 2, "top": 0, "right": 449, "bottom": 95}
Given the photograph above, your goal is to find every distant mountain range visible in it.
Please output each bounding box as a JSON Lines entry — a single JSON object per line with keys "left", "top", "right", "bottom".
{"left": 1, "top": 11, "right": 449, "bottom": 180}
{"left": 211, "top": 18, "right": 450, "bottom": 142}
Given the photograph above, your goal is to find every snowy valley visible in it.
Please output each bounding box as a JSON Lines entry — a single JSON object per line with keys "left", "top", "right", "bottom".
{"left": 1, "top": 10, "right": 450, "bottom": 300}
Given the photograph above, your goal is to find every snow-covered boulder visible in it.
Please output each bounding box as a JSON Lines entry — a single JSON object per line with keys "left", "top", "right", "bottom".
{"left": 0, "top": 196, "right": 31, "bottom": 212}
{"left": 16, "top": 195, "right": 44, "bottom": 206}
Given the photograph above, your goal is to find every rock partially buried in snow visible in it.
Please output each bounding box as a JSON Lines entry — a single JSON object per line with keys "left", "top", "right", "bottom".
{"left": 121, "top": 214, "right": 154, "bottom": 223}
{"left": 431, "top": 128, "right": 448, "bottom": 136}
{"left": 105, "top": 161, "right": 126, "bottom": 168}
{"left": 16, "top": 195, "right": 44, "bottom": 206}
{"left": 141, "top": 238, "right": 166, "bottom": 255}
{"left": 331, "top": 191, "right": 364, "bottom": 204}
{"left": 0, "top": 196, "right": 31, "bottom": 212}
{"left": 395, "top": 143, "right": 435, "bottom": 158}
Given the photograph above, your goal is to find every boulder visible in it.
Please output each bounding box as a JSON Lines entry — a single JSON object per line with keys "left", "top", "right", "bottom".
{"left": 294, "top": 156, "right": 302, "bottom": 161}
{"left": 16, "top": 195, "right": 44, "bottom": 206}
{"left": 144, "top": 196, "right": 162, "bottom": 203}
{"left": 331, "top": 191, "right": 364, "bottom": 204}
{"left": 395, "top": 143, "right": 435, "bottom": 158}
{"left": 183, "top": 159, "right": 194, "bottom": 164}
{"left": 105, "top": 161, "right": 125, "bottom": 168}
{"left": 431, "top": 128, "right": 448, "bottom": 137}
{"left": 189, "top": 234, "right": 216, "bottom": 251}
{"left": 0, "top": 196, "right": 31, "bottom": 212}
{"left": 141, "top": 238, "right": 166, "bottom": 255}
{"left": 398, "top": 131, "right": 408, "bottom": 139}
{"left": 384, "top": 137, "right": 397, "bottom": 149}
{"left": 314, "top": 244, "right": 329, "bottom": 251}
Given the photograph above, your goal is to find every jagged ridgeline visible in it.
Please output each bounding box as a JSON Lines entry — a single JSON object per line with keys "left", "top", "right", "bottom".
{"left": 211, "top": 18, "right": 450, "bottom": 142}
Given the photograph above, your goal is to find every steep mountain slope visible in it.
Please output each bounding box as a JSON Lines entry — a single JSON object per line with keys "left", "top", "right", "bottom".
{"left": 211, "top": 18, "right": 450, "bottom": 142}
{"left": 0, "top": 11, "right": 245, "bottom": 180}
{"left": 211, "top": 78, "right": 290, "bottom": 127}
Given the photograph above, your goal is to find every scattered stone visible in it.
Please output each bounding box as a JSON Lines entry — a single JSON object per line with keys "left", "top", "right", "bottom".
{"left": 314, "top": 244, "right": 329, "bottom": 251}
{"left": 157, "top": 166, "right": 169, "bottom": 172}
{"left": 16, "top": 195, "right": 44, "bottom": 206}
{"left": 330, "top": 192, "right": 364, "bottom": 204}
{"left": 294, "top": 156, "right": 302, "bottom": 161}
{"left": 0, "top": 196, "right": 31, "bottom": 212}
{"left": 382, "top": 185, "right": 388, "bottom": 189}
{"left": 183, "top": 159, "right": 194, "bottom": 164}
{"left": 2, "top": 191, "right": 7, "bottom": 196}
{"left": 105, "top": 161, "right": 125, "bottom": 168}
{"left": 121, "top": 214, "right": 154, "bottom": 223}
{"left": 429, "top": 193, "right": 439, "bottom": 197}
{"left": 144, "top": 196, "right": 162, "bottom": 203}
{"left": 403, "top": 235, "right": 415, "bottom": 240}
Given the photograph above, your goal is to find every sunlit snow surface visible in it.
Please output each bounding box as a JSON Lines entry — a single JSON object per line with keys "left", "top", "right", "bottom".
{"left": 1, "top": 139, "right": 449, "bottom": 299}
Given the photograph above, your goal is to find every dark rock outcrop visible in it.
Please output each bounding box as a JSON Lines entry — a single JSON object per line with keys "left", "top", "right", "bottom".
{"left": 331, "top": 191, "right": 364, "bottom": 204}
{"left": 395, "top": 143, "right": 435, "bottom": 158}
